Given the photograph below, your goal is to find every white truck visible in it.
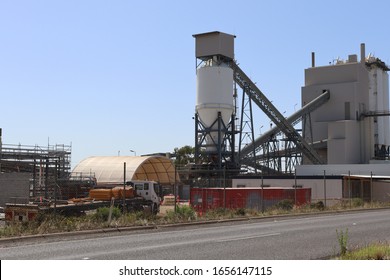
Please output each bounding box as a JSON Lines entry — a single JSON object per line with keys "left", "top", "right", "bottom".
{"left": 5, "top": 180, "right": 163, "bottom": 222}
{"left": 126, "top": 180, "right": 162, "bottom": 214}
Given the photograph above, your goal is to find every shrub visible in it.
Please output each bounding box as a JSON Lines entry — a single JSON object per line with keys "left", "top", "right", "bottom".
{"left": 352, "top": 198, "right": 364, "bottom": 208}
{"left": 336, "top": 228, "right": 349, "bottom": 256}
{"left": 176, "top": 205, "right": 197, "bottom": 221}
{"left": 274, "top": 199, "right": 294, "bottom": 210}
{"left": 310, "top": 201, "right": 325, "bottom": 211}
{"left": 94, "top": 207, "right": 121, "bottom": 222}
{"left": 235, "top": 208, "right": 247, "bottom": 216}
{"left": 203, "top": 208, "right": 234, "bottom": 219}
{"left": 115, "top": 212, "right": 139, "bottom": 226}
{"left": 165, "top": 205, "right": 197, "bottom": 222}
{"left": 206, "top": 208, "right": 229, "bottom": 217}
{"left": 340, "top": 198, "right": 365, "bottom": 208}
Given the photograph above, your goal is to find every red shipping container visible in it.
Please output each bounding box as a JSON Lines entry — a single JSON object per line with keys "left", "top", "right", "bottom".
{"left": 190, "top": 187, "right": 311, "bottom": 213}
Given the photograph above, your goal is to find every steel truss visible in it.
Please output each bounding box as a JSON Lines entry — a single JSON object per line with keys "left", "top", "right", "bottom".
{"left": 231, "top": 61, "right": 330, "bottom": 174}
{"left": 194, "top": 112, "right": 236, "bottom": 169}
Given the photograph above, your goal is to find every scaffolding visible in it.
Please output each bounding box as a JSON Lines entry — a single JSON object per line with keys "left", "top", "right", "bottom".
{"left": 0, "top": 143, "right": 72, "bottom": 198}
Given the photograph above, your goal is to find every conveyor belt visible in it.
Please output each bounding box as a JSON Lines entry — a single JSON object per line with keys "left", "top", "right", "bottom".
{"left": 240, "top": 90, "right": 330, "bottom": 158}
{"left": 231, "top": 61, "right": 327, "bottom": 164}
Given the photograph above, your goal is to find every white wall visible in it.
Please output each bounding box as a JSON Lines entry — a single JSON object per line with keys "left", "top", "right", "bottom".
{"left": 375, "top": 69, "right": 390, "bottom": 146}
{"left": 383, "top": 71, "right": 390, "bottom": 146}
{"left": 297, "top": 164, "right": 390, "bottom": 176}
{"left": 328, "top": 121, "right": 361, "bottom": 164}
{"left": 232, "top": 177, "right": 343, "bottom": 206}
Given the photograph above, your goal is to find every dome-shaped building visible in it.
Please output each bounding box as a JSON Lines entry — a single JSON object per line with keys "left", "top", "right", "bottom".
{"left": 72, "top": 156, "right": 178, "bottom": 187}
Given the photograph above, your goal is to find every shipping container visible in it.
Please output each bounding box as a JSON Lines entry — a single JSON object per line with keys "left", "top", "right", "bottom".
{"left": 190, "top": 187, "right": 311, "bottom": 213}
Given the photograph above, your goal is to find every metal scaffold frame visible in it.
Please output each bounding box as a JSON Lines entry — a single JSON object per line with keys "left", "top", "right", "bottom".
{"left": 0, "top": 142, "right": 72, "bottom": 198}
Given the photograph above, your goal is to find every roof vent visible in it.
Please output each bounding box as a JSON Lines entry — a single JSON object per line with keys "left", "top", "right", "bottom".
{"left": 348, "top": 54, "right": 358, "bottom": 63}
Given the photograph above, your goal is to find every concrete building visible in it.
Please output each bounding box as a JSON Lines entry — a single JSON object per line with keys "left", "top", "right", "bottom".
{"left": 302, "top": 44, "right": 390, "bottom": 164}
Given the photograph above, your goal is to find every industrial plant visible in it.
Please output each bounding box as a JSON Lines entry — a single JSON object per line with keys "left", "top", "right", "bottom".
{"left": 190, "top": 32, "right": 390, "bottom": 210}
{"left": 1, "top": 31, "right": 390, "bottom": 220}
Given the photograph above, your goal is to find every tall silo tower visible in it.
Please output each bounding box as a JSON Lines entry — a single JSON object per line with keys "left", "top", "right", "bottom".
{"left": 193, "top": 32, "right": 238, "bottom": 172}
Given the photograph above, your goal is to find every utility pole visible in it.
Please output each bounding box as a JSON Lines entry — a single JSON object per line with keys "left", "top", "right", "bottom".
{"left": 123, "top": 162, "right": 126, "bottom": 213}
{"left": 323, "top": 170, "right": 327, "bottom": 208}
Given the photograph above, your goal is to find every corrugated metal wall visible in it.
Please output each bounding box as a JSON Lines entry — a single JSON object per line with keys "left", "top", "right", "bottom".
{"left": 190, "top": 187, "right": 311, "bottom": 213}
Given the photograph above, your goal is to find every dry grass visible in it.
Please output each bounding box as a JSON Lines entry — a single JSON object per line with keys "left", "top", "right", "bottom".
{"left": 337, "top": 242, "right": 390, "bottom": 260}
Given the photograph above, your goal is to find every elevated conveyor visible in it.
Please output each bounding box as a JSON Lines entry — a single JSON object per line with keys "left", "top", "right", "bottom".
{"left": 240, "top": 90, "right": 330, "bottom": 159}
{"left": 231, "top": 61, "right": 326, "bottom": 165}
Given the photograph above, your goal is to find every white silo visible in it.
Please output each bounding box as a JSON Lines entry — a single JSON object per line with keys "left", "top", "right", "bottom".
{"left": 193, "top": 31, "right": 237, "bottom": 166}
{"left": 196, "top": 59, "right": 234, "bottom": 152}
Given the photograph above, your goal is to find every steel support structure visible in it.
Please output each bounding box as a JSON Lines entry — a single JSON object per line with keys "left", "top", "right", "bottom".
{"left": 240, "top": 90, "right": 330, "bottom": 159}
{"left": 360, "top": 111, "right": 390, "bottom": 160}
{"left": 238, "top": 86, "right": 257, "bottom": 172}
{"left": 231, "top": 61, "right": 325, "bottom": 165}
{"left": 194, "top": 112, "right": 236, "bottom": 168}
{"left": 228, "top": 61, "right": 330, "bottom": 174}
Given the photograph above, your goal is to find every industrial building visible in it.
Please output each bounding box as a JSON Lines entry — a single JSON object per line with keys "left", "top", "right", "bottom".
{"left": 191, "top": 31, "right": 328, "bottom": 180}
{"left": 191, "top": 31, "right": 390, "bottom": 205}
{"left": 302, "top": 45, "right": 389, "bottom": 164}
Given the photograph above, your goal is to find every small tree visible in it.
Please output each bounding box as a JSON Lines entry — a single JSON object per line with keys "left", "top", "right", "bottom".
{"left": 173, "top": 145, "right": 195, "bottom": 166}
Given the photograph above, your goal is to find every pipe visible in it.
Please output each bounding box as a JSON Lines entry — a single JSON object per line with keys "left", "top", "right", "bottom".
{"left": 360, "top": 43, "right": 366, "bottom": 63}
{"left": 311, "top": 52, "right": 315, "bottom": 67}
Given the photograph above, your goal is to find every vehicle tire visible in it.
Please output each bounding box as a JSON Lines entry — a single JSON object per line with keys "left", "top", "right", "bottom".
{"left": 152, "top": 203, "right": 158, "bottom": 215}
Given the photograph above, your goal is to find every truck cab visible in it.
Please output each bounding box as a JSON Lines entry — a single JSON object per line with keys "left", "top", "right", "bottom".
{"left": 127, "top": 180, "right": 162, "bottom": 213}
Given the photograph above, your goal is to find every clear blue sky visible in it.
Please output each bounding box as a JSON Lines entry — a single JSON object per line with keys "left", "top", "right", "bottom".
{"left": 1, "top": 0, "right": 390, "bottom": 168}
